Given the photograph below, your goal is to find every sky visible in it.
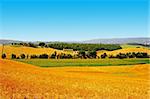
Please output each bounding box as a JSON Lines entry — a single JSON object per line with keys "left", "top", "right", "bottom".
{"left": 0, "top": 0, "right": 148, "bottom": 41}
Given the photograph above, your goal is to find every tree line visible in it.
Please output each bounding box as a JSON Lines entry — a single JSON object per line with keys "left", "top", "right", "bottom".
{"left": 12, "top": 42, "right": 122, "bottom": 51}
{"left": 1, "top": 52, "right": 149, "bottom": 59}
{"left": 100, "top": 52, "right": 149, "bottom": 59}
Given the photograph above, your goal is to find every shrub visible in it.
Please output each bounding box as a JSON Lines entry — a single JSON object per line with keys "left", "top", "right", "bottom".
{"left": 30, "top": 55, "right": 38, "bottom": 59}
{"left": 116, "top": 53, "right": 127, "bottom": 59}
{"left": 39, "top": 42, "right": 46, "bottom": 47}
{"left": 11, "top": 54, "right": 16, "bottom": 59}
{"left": 39, "top": 54, "right": 48, "bottom": 59}
{"left": 50, "top": 52, "right": 57, "bottom": 59}
{"left": 20, "top": 54, "right": 26, "bottom": 59}
{"left": 136, "top": 52, "right": 148, "bottom": 58}
{"left": 2, "top": 53, "right": 6, "bottom": 59}
{"left": 101, "top": 53, "right": 107, "bottom": 58}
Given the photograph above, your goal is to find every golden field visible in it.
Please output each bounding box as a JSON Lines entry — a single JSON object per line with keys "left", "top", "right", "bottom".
{"left": 0, "top": 45, "right": 73, "bottom": 59}
{"left": 0, "top": 59, "right": 149, "bottom": 99}
{"left": 97, "top": 47, "right": 150, "bottom": 56}
{"left": 1, "top": 45, "right": 150, "bottom": 59}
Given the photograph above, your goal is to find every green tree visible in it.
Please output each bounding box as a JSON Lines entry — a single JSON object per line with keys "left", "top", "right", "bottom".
{"left": 20, "top": 54, "right": 26, "bottom": 59}
{"left": 2, "top": 53, "right": 6, "bottom": 59}
{"left": 101, "top": 53, "right": 107, "bottom": 58}
{"left": 11, "top": 54, "right": 16, "bottom": 59}
{"left": 39, "top": 42, "right": 46, "bottom": 47}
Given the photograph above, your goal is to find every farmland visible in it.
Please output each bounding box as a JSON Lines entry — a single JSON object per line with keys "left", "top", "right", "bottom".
{"left": 1, "top": 45, "right": 150, "bottom": 59}
{"left": 15, "top": 58, "right": 149, "bottom": 67}
{"left": 0, "top": 44, "right": 150, "bottom": 99}
{"left": 97, "top": 47, "right": 150, "bottom": 56}
{"left": 0, "top": 45, "right": 74, "bottom": 59}
{"left": 0, "top": 59, "right": 150, "bottom": 99}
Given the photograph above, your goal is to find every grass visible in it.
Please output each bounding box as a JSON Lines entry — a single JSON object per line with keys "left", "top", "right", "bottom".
{"left": 14, "top": 58, "right": 150, "bottom": 67}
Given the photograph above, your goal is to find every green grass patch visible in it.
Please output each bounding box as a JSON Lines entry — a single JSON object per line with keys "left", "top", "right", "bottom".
{"left": 13, "top": 58, "right": 150, "bottom": 67}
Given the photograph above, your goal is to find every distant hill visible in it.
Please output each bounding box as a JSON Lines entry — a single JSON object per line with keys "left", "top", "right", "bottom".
{"left": 0, "top": 39, "right": 23, "bottom": 44}
{"left": 81, "top": 37, "right": 150, "bottom": 45}
{"left": 0, "top": 37, "right": 150, "bottom": 45}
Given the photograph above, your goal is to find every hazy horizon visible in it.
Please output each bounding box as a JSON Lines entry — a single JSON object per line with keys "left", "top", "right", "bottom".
{"left": 0, "top": 0, "right": 148, "bottom": 41}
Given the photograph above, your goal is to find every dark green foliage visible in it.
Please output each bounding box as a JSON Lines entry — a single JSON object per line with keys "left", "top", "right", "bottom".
{"left": 11, "top": 54, "right": 16, "bottom": 59}
{"left": 101, "top": 53, "right": 107, "bottom": 58}
{"left": 12, "top": 42, "right": 38, "bottom": 48}
{"left": 78, "top": 50, "right": 86, "bottom": 59}
{"left": 135, "top": 52, "right": 149, "bottom": 58}
{"left": 28, "top": 43, "right": 37, "bottom": 48}
{"left": 30, "top": 55, "right": 38, "bottom": 59}
{"left": 50, "top": 54, "right": 56, "bottom": 59}
{"left": 87, "top": 51, "right": 97, "bottom": 58}
{"left": 39, "top": 54, "right": 48, "bottom": 59}
{"left": 59, "top": 53, "right": 73, "bottom": 59}
{"left": 108, "top": 52, "right": 149, "bottom": 59}
{"left": 26, "top": 55, "right": 29, "bottom": 59}
{"left": 116, "top": 53, "right": 127, "bottom": 59}
{"left": 20, "top": 54, "right": 26, "bottom": 59}
{"left": 48, "top": 43, "right": 122, "bottom": 51}
{"left": 50, "top": 51, "right": 57, "bottom": 59}
{"left": 2, "top": 53, "right": 6, "bottom": 59}
{"left": 39, "top": 42, "right": 46, "bottom": 47}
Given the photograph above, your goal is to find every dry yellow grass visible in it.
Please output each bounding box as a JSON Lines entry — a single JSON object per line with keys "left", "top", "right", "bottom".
{"left": 0, "top": 59, "right": 149, "bottom": 99}
{"left": 0, "top": 45, "right": 73, "bottom": 59}
{"left": 97, "top": 48, "right": 150, "bottom": 56}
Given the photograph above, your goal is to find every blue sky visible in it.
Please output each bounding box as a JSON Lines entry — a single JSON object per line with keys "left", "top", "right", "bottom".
{"left": 0, "top": 0, "right": 148, "bottom": 41}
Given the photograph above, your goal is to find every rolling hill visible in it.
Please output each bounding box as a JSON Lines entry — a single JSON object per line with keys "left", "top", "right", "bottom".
{"left": 97, "top": 47, "right": 150, "bottom": 56}
{"left": 0, "top": 59, "right": 149, "bottom": 98}
{"left": 0, "top": 45, "right": 74, "bottom": 59}
{"left": 0, "top": 37, "right": 150, "bottom": 45}
{"left": 82, "top": 37, "right": 150, "bottom": 45}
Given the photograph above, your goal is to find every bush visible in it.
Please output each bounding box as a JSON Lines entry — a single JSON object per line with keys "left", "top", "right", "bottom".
{"left": 28, "top": 42, "right": 37, "bottom": 48}
{"left": 11, "top": 54, "right": 16, "bottom": 59}
{"left": 101, "top": 53, "right": 107, "bottom": 58}
{"left": 30, "top": 55, "right": 38, "bottom": 59}
{"left": 39, "top": 42, "right": 46, "bottom": 47}
{"left": 2, "top": 53, "right": 6, "bottom": 59}
{"left": 136, "top": 52, "right": 148, "bottom": 58}
{"left": 50, "top": 52, "right": 57, "bottom": 59}
{"left": 39, "top": 54, "right": 48, "bottom": 59}
{"left": 59, "top": 53, "right": 73, "bottom": 59}
{"left": 116, "top": 53, "right": 127, "bottom": 59}
{"left": 50, "top": 54, "right": 56, "bottom": 59}
{"left": 20, "top": 54, "right": 26, "bottom": 59}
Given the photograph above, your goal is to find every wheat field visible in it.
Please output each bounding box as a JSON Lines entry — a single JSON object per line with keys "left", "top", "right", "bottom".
{"left": 0, "top": 59, "right": 149, "bottom": 99}
{"left": 1, "top": 45, "right": 150, "bottom": 59}
{"left": 0, "top": 45, "right": 73, "bottom": 59}
{"left": 97, "top": 47, "right": 150, "bottom": 56}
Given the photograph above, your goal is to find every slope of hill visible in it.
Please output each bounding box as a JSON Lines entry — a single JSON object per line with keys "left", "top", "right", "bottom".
{"left": 0, "top": 45, "right": 73, "bottom": 59}
{"left": 0, "top": 39, "right": 23, "bottom": 44}
{"left": 0, "top": 59, "right": 149, "bottom": 98}
{"left": 97, "top": 47, "right": 150, "bottom": 56}
{"left": 82, "top": 37, "right": 150, "bottom": 44}
{"left": 0, "top": 37, "right": 150, "bottom": 45}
